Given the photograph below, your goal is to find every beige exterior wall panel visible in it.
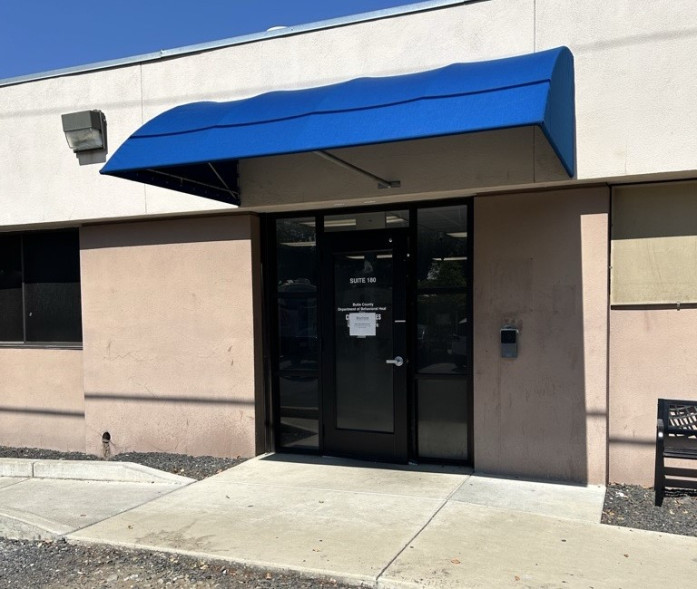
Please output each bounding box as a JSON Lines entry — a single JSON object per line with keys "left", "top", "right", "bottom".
{"left": 473, "top": 187, "right": 609, "bottom": 484}
{"left": 536, "top": 0, "right": 697, "bottom": 179}
{"left": 4, "top": 0, "right": 697, "bottom": 227}
{"left": 138, "top": 1, "right": 534, "bottom": 111}
{"left": 609, "top": 308, "right": 697, "bottom": 485}
{"left": 611, "top": 181, "right": 697, "bottom": 305}
{"left": 0, "top": 348, "right": 84, "bottom": 450}
{"left": 0, "top": 66, "right": 230, "bottom": 229}
{"left": 80, "top": 215, "right": 261, "bottom": 458}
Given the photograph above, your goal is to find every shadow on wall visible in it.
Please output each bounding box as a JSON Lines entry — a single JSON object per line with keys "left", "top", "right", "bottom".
{"left": 473, "top": 187, "right": 608, "bottom": 484}
{"left": 80, "top": 215, "right": 253, "bottom": 250}
{"left": 0, "top": 406, "right": 85, "bottom": 451}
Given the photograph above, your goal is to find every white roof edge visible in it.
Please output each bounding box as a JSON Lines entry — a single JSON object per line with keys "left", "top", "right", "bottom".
{"left": 0, "top": 0, "right": 469, "bottom": 87}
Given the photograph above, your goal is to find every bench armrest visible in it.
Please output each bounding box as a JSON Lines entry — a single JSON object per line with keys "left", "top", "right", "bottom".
{"left": 657, "top": 418, "right": 665, "bottom": 445}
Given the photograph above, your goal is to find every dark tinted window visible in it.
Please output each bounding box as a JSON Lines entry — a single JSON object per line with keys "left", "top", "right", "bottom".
{"left": 417, "top": 293, "right": 467, "bottom": 374}
{"left": 278, "top": 375, "right": 319, "bottom": 449}
{"left": 274, "top": 217, "right": 320, "bottom": 451}
{"left": 0, "top": 230, "right": 82, "bottom": 344}
{"left": 276, "top": 218, "right": 317, "bottom": 371}
{"left": 0, "top": 235, "right": 23, "bottom": 341}
{"left": 415, "top": 204, "right": 470, "bottom": 462}
{"left": 416, "top": 205, "right": 468, "bottom": 375}
{"left": 417, "top": 206, "right": 467, "bottom": 286}
{"left": 417, "top": 378, "right": 468, "bottom": 460}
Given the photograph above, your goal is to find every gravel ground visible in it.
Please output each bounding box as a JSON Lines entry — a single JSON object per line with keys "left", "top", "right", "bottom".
{"left": 2, "top": 446, "right": 697, "bottom": 587}
{"left": 0, "top": 538, "right": 353, "bottom": 589}
{"left": 601, "top": 483, "right": 697, "bottom": 537}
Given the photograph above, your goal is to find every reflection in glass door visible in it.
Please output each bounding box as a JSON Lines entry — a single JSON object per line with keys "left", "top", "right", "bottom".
{"left": 322, "top": 230, "right": 408, "bottom": 462}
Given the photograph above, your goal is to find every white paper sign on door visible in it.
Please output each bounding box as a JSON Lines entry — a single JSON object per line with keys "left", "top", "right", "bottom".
{"left": 349, "top": 312, "right": 376, "bottom": 337}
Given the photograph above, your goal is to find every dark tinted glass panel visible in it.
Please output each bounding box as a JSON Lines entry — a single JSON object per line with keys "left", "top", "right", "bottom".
{"left": 0, "top": 235, "right": 23, "bottom": 341}
{"left": 279, "top": 374, "right": 319, "bottom": 449}
{"left": 334, "top": 250, "right": 393, "bottom": 432}
{"left": 417, "top": 292, "right": 467, "bottom": 374}
{"left": 23, "top": 231, "right": 82, "bottom": 342}
{"left": 278, "top": 295, "right": 317, "bottom": 370}
{"left": 417, "top": 205, "right": 467, "bottom": 287}
{"left": 324, "top": 210, "right": 409, "bottom": 232}
{"left": 417, "top": 378, "right": 468, "bottom": 460}
{"left": 276, "top": 217, "right": 316, "bottom": 286}
{"left": 276, "top": 218, "right": 317, "bottom": 369}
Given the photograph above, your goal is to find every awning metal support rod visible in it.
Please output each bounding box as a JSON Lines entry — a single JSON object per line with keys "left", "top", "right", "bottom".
{"left": 314, "top": 150, "right": 401, "bottom": 189}
{"left": 208, "top": 162, "right": 235, "bottom": 193}
{"left": 145, "top": 167, "right": 239, "bottom": 198}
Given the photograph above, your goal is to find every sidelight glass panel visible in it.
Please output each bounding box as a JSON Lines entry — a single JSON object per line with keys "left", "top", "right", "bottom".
{"left": 279, "top": 375, "right": 319, "bottom": 449}
{"left": 276, "top": 217, "right": 316, "bottom": 286}
{"left": 276, "top": 218, "right": 317, "bottom": 370}
{"left": 0, "top": 234, "right": 23, "bottom": 342}
{"left": 417, "top": 292, "right": 467, "bottom": 374}
{"left": 278, "top": 296, "right": 317, "bottom": 370}
{"left": 417, "top": 378, "right": 468, "bottom": 460}
{"left": 334, "top": 249, "right": 394, "bottom": 432}
{"left": 417, "top": 205, "right": 468, "bottom": 288}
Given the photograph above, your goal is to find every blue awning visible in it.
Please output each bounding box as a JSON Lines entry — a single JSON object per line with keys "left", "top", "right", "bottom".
{"left": 101, "top": 47, "right": 575, "bottom": 204}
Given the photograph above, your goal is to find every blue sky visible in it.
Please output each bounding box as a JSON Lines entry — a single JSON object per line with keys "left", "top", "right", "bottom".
{"left": 0, "top": 0, "right": 420, "bottom": 80}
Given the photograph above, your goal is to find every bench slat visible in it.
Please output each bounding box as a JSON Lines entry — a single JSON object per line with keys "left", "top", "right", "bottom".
{"left": 663, "top": 477, "right": 697, "bottom": 490}
{"left": 665, "top": 466, "right": 697, "bottom": 478}
{"left": 663, "top": 449, "right": 697, "bottom": 459}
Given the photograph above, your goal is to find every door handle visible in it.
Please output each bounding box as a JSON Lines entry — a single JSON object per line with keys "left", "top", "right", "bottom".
{"left": 385, "top": 356, "right": 404, "bottom": 367}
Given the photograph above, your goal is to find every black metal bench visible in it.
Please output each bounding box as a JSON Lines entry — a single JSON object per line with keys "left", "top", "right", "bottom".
{"left": 654, "top": 398, "right": 697, "bottom": 506}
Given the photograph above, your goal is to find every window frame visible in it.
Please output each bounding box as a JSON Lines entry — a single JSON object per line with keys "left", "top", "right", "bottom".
{"left": 0, "top": 228, "right": 83, "bottom": 349}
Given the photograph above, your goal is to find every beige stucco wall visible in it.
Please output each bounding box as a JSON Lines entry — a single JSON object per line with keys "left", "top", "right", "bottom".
{"left": 0, "top": 348, "right": 84, "bottom": 450}
{"left": 608, "top": 308, "right": 697, "bottom": 485}
{"left": 473, "top": 186, "right": 609, "bottom": 484}
{"left": 80, "top": 215, "right": 262, "bottom": 458}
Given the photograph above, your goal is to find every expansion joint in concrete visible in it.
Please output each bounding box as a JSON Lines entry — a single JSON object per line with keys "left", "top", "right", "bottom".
{"left": 374, "top": 474, "right": 472, "bottom": 586}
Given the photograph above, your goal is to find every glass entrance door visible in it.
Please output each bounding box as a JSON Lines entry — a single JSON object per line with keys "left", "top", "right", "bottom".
{"left": 321, "top": 230, "right": 408, "bottom": 462}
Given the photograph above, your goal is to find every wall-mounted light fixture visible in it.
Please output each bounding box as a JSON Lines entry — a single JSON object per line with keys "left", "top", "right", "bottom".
{"left": 61, "top": 110, "right": 107, "bottom": 153}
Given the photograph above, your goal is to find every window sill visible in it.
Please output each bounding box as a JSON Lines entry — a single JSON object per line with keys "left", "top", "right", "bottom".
{"left": 0, "top": 342, "right": 83, "bottom": 350}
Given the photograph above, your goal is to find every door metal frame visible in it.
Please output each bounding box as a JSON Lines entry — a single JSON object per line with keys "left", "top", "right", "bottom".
{"left": 263, "top": 198, "right": 474, "bottom": 466}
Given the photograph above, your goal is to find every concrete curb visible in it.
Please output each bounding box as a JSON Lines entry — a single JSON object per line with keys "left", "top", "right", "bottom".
{"left": 66, "top": 536, "right": 380, "bottom": 589}
{"left": 0, "top": 507, "right": 66, "bottom": 541}
{"left": 0, "top": 459, "right": 195, "bottom": 485}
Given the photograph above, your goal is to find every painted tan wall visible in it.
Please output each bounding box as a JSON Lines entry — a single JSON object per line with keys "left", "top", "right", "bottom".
{"left": 0, "top": 348, "right": 84, "bottom": 450}
{"left": 80, "top": 215, "right": 262, "bottom": 458}
{"left": 473, "top": 187, "right": 609, "bottom": 484}
{"left": 608, "top": 308, "right": 697, "bottom": 485}
{"left": 608, "top": 181, "right": 697, "bottom": 485}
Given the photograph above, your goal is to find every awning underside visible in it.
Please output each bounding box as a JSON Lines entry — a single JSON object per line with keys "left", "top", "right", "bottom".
{"left": 101, "top": 47, "right": 575, "bottom": 205}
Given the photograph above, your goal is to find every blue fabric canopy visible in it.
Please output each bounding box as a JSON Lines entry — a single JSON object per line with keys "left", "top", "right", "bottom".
{"left": 101, "top": 47, "right": 575, "bottom": 204}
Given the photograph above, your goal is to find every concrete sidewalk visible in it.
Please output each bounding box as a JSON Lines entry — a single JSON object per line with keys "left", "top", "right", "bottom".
{"left": 0, "top": 458, "right": 194, "bottom": 540}
{"left": 3, "top": 454, "right": 697, "bottom": 587}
